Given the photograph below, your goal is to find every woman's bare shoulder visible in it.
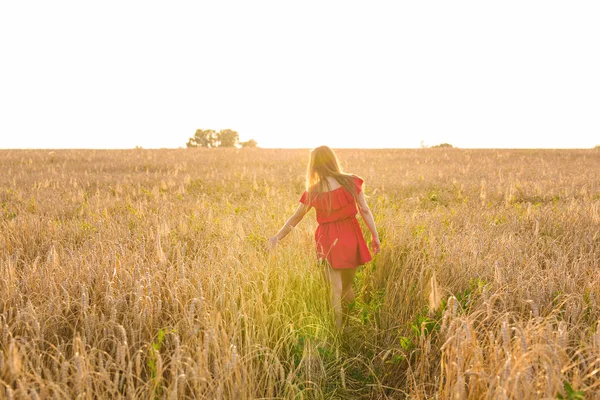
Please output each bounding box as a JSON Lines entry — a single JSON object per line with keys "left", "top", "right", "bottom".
{"left": 326, "top": 177, "right": 342, "bottom": 190}
{"left": 310, "top": 178, "right": 342, "bottom": 193}
{"left": 343, "top": 173, "right": 363, "bottom": 181}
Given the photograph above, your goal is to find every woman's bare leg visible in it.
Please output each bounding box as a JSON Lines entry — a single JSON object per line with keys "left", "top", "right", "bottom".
{"left": 324, "top": 267, "right": 344, "bottom": 329}
{"left": 341, "top": 267, "right": 357, "bottom": 306}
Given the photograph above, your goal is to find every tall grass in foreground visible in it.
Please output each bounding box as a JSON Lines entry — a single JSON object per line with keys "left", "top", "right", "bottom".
{"left": 1, "top": 148, "right": 599, "bottom": 399}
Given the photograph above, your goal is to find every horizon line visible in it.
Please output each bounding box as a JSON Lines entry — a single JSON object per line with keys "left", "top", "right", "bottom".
{"left": 1, "top": 146, "right": 598, "bottom": 151}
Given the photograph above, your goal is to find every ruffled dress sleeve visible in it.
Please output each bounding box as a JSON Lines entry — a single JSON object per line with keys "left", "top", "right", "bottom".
{"left": 299, "top": 191, "right": 309, "bottom": 205}
{"left": 353, "top": 176, "right": 364, "bottom": 193}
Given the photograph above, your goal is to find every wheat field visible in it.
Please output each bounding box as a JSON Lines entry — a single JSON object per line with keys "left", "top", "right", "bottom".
{"left": 1, "top": 148, "right": 599, "bottom": 399}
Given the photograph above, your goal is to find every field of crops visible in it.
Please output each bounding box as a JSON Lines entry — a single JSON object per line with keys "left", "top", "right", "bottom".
{"left": 1, "top": 148, "right": 599, "bottom": 399}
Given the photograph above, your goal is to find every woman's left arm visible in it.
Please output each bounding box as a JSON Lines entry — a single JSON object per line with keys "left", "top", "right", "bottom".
{"left": 356, "top": 191, "right": 381, "bottom": 254}
{"left": 268, "top": 203, "right": 310, "bottom": 250}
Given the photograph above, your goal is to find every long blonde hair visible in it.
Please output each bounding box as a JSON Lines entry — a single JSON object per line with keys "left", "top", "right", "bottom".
{"left": 306, "top": 146, "right": 359, "bottom": 207}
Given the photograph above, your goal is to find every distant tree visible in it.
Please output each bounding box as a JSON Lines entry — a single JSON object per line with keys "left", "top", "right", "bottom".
{"left": 240, "top": 139, "right": 258, "bottom": 148}
{"left": 186, "top": 128, "right": 256, "bottom": 148}
{"left": 216, "top": 129, "right": 239, "bottom": 147}
{"left": 187, "top": 129, "right": 216, "bottom": 148}
{"left": 431, "top": 143, "right": 454, "bottom": 148}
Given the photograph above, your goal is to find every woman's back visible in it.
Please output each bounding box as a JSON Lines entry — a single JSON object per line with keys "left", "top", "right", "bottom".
{"left": 300, "top": 176, "right": 363, "bottom": 224}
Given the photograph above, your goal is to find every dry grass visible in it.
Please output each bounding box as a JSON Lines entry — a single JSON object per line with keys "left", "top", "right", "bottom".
{"left": 0, "top": 148, "right": 599, "bottom": 399}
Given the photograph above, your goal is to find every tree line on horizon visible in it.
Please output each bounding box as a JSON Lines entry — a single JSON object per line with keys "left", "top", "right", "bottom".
{"left": 186, "top": 129, "right": 258, "bottom": 148}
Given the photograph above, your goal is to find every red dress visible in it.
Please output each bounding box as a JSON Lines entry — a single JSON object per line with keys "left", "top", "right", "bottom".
{"left": 299, "top": 177, "right": 372, "bottom": 269}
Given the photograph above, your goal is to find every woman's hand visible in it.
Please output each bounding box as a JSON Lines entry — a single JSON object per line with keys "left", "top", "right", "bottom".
{"left": 371, "top": 235, "right": 381, "bottom": 255}
{"left": 267, "top": 236, "right": 279, "bottom": 251}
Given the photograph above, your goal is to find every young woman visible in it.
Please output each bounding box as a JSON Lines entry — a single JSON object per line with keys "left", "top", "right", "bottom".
{"left": 268, "top": 146, "right": 380, "bottom": 328}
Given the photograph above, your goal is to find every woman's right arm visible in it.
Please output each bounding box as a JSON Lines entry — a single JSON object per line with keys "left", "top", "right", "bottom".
{"left": 356, "top": 191, "right": 380, "bottom": 254}
{"left": 267, "top": 203, "right": 310, "bottom": 250}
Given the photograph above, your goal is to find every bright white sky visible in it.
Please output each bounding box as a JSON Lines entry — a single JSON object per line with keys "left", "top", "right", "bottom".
{"left": 1, "top": 1, "right": 598, "bottom": 149}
